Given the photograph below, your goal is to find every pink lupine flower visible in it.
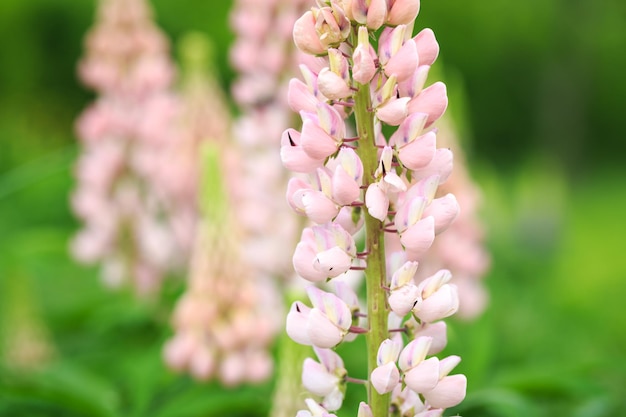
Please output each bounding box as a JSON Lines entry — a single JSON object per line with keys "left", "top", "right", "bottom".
{"left": 302, "top": 347, "right": 347, "bottom": 410}
{"left": 422, "top": 356, "right": 467, "bottom": 409}
{"left": 370, "top": 337, "right": 402, "bottom": 394}
{"left": 352, "top": 27, "right": 377, "bottom": 84}
{"left": 388, "top": 261, "right": 420, "bottom": 316}
{"left": 412, "top": 269, "right": 459, "bottom": 323}
{"left": 286, "top": 287, "right": 353, "bottom": 349}
{"left": 398, "top": 337, "right": 440, "bottom": 393}
{"left": 293, "top": 224, "right": 356, "bottom": 282}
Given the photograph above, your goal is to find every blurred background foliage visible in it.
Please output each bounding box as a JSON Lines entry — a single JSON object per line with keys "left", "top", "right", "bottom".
{"left": 0, "top": 0, "right": 625, "bottom": 416}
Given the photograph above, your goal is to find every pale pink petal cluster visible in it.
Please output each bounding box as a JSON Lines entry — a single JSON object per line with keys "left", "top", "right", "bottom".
{"left": 72, "top": 0, "right": 186, "bottom": 295}
{"left": 164, "top": 211, "right": 281, "bottom": 384}
{"left": 282, "top": 0, "right": 474, "bottom": 415}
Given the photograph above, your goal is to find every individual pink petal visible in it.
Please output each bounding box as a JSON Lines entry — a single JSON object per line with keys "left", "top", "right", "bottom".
{"left": 398, "top": 131, "right": 437, "bottom": 170}
{"left": 314, "top": 346, "right": 346, "bottom": 372}
{"left": 413, "top": 28, "right": 439, "bottom": 66}
{"left": 313, "top": 246, "right": 353, "bottom": 278}
{"left": 422, "top": 374, "right": 467, "bottom": 409}
{"left": 371, "top": 362, "right": 401, "bottom": 394}
{"left": 357, "top": 402, "right": 373, "bottom": 417}
{"left": 334, "top": 206, "right": 364, "bottom": 235}
{"left": 366, "top": 0, "right": 388, "bottom": 30}
{"left": 415, "top": 321, "right": 448, "bottom": 355}
{"left": 306, "top": 286, "right": 353, "bottom": 331}
{"left": 307, "top": 308, "right": 346, "bottom": 348}
{"left": 400, "top": 65, "right": 431, "bottom": 98}
{"left": 423, "top": 193, "right": 460, "bottom": 234}
{"left": 333, "top": 281, "right": 360, "bottom": 313}
{"left": 288, "top": 78, "right": 320, "bottom": 113}
{"left": 400, "top": 216, "right": 435, "bottom": 259}
{"left": 414, "top": 284, "right": 459, "bottom": 323}
{"left": 286, "top": 301, "right": 313, "bottom": 345}
{"left": 376, "top": 338, "right": 403, "bottom": 366}
{"left": 420, "top": 269, "right": 452, "bottom": 298}
{"left": 398, "top": 336, "right": 432, "bottom": 371}
{"left": 302, "top": 357, "right": 338, "bottom": 396}
{"left": 388, "top": 283, "right": 420, "bottom": 316}
{"left": 353, "top": 44, "right": 377, "bottom": 85}
{"left": 438, "top": 355, "right": 462, "bottom": 378}
{"left": 377, "top": 97, "right": 410, "bottom": 126}
{"left": 293, "top": 10, "right": 327, "bottom": 55}
{"left": 365, "top": 182, "right": 390, "bottom": 221}
{"left": 394, "top": 195, "right": 427, "bottom": 233}
{"left": 281, "top": 128, "right": 324, "bottom": 173}
{"left": 387, "top": 0, "right": 421, "bottom": 25}
{"left": 407, "top": 82, "right": 448, "bottom": 127}
{"left": 332, "top": 165, "right": 361, "bottom": 206}
{"left": 389, "top": 112, "right": 428, "bottom": 146}
{"left": 335, "top": 147, "right": 363, "bottom": 183}
{"left": 318, "top": 68, "right": 352, "bottom": 100}
{"left": 390, "top": 261, "right": 419, "bottom": 289}
{"left": 403, "top": 357, "right": 440, "bottom": 393}
{"left": 384, "top": 172, "right": 407, "bottom": 192}
{"left": 323, "top": 387, "right": 345, "bottom": 411}
{"left": 302, "top": 190, "right": 340, "bottom": 224}
{"left": 378, "top": 25, "right": 406, "bottom": 65}
{"left": 287, "top": 177, "right": 312, "bottom": 214}
{"left": 385, "top": 40, "right": 418, "bottom": 82}
{"left": 293, "top": 241, "right": 329, "bottom": 282}
{"left": 301, "top": 118, "right": 339, "bottom": 160}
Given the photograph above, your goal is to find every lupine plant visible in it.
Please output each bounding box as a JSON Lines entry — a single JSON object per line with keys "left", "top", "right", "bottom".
{"left": 72, "top": 0, "right": 184, "bottom": 295}
{"left": 282, "top": 1, "right": 467, "bottom": 415}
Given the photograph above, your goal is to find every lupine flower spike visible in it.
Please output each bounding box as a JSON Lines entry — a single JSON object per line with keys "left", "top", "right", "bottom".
{"left": 286, "top": 1, "right": 469, "bottom": 416}
{"left": 72, "top": 0, "right": 184, "bottom": 295}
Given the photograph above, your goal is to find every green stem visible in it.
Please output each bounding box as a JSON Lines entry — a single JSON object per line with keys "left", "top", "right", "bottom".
{"left": 353, "top": 34, "right": 390, "bottom": 417}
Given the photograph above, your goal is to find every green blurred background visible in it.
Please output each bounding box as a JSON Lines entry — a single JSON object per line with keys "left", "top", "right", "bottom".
{"left": 1, "top": 0, "right": 625, "bottom": 416}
